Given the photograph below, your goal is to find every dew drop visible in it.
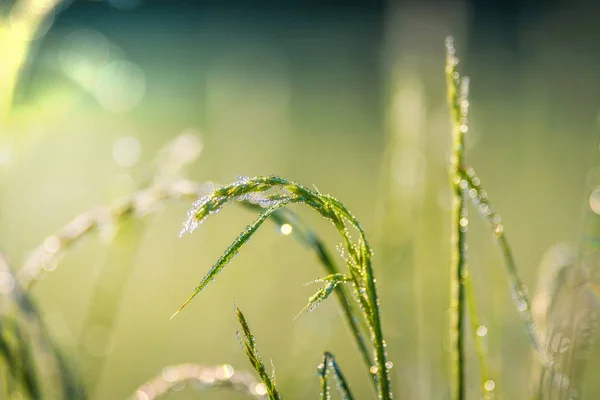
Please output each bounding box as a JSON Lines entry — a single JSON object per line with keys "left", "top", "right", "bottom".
{"left": 493, "top": 224, "right": 504, "bottom": 237}
{"left": 484, "top": 380, "right": 495, "bottom": 391}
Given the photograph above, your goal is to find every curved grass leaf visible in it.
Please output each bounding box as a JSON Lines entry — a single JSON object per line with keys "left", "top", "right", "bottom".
{"left": 243, "top": 205, "right": 374, "bottom": 383}
{"left": 171, "top": 201, "right": 291, "bottom": 319}
{"left": 176, "top": 175, "right": 393, "bottom": 400}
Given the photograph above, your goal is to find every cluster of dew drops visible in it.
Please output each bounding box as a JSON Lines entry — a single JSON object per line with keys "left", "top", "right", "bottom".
{"left": 459, "top": 167, "right": 504, "bottom": 239}
{"left": 179, "top": 176, "right": 294, "bottom": 237}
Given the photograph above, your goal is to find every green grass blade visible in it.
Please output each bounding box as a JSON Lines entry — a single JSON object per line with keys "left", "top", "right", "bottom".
{"left": 235, "top": 306, "right": 282, "bottom": 400}
{"left": 171, "top": 202, "right": 290, "bottom": 319}
{"left": 460, "top": 165, "right": 542, "bottom": 355}
{"left": 318, "top": 352, "right": 354, "bottom": 400}
{"left": 445, "top": 35, "right": 469, "bottom": 400}
{"left": 177, "top": 176, "right": 393, "bottom": 399}
{"left": 242, "top": 204, "right": 374, "bottom": 373}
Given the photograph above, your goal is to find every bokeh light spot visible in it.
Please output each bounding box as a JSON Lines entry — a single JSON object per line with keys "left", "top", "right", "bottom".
{"left": 280, "top": 223, "right": 293, "bottom": 235}
{"left": 94, "top": 60, "right": 146, "bottom": 113}
{"left": 113, "top": 136, "right": 142, "bottom": 167}
{"left": 589, "top": 187, "right": 600, "bottom": 214}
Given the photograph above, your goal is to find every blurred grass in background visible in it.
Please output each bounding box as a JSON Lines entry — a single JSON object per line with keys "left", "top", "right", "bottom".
{"left": 1, "top": 0, "right": 600, "bottom": 398}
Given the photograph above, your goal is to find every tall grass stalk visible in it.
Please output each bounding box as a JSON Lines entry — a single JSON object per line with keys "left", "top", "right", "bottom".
{"left": 445, "top": 36, "right": 470, "bottom": 400}
{"left": 174, "top": 175, "right": 393, "bottom": 400}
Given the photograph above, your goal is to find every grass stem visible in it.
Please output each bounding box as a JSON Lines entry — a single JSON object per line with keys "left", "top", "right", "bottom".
{"left": 445, "top": 36, "right": 469, "bottom": 400}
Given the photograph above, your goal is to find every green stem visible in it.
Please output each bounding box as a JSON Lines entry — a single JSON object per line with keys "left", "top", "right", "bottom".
{"left": 319, "top": 352, "right": 354, "bottom": 400}
{"left": 445, "top": 36, "right": 468, "bottom": 400}
{"left": 460, "top": 166, "right": 542, "bottom": 355}
{"left": 246, "top": 205, "right": 374, "bottom": 377}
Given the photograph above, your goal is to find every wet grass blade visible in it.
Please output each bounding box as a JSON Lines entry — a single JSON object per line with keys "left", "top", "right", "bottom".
{"left": 460, "top": 165, "right": 542, "bottom": 354}
{"left": 171, "top": 201, "right": 290, "bottom": 319}
{"left": 318, "top": 352, "right": 354, "bottom": 400}
{"left": 235, "top": 306, "right": 282, "bottom": 400}
{"left": 445, "top": 36, "right": 469, "bottom": 400}
{"left": 243, "top": 204, "right": 374, "bottom": 376}
{"left": 176, "top": 175, "right": 393, "bottom": 399}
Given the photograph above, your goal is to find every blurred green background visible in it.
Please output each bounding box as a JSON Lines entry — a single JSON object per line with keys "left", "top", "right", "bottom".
{"left": 1, "top": 0, "right": 600, "bottom": 398}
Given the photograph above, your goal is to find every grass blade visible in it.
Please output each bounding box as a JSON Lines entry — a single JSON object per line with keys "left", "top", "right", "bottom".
{"left": 235, "top": 306, "right": 282, "bottom": 400}
{"left": 177, "top": 175, "right": 393, "bottom": 399}
{"left": 445, "top": 36, "right": 469, "bottom": 400}
{"left": 318, "top": 351, "right": 354, "bottom": 400}
{"left": 245, "top": 204, "right": 374, "bottom": 375}
{"left": 460, "top": 165, "right": 542, "bottom": 354}
{"left": 171, "top": 201, "right": 290, "bottom": 319}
